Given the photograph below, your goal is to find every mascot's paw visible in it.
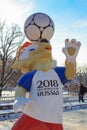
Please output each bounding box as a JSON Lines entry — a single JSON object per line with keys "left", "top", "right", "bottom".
{"left": 62, "top": 39, "right": 81, "bottom": 63}
{"left": 13, "top": 97, "right": 30, "bottom": 113}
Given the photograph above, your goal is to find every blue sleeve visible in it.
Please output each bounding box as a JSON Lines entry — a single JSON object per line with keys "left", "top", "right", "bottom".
{"left": 54, "top": 67, "right": 68, "bottom": 85}
{"left": 17, "top": 70, "right": 36, "bottom": 91}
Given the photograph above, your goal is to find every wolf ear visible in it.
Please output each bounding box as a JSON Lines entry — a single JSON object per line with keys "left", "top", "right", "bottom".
{"left": 16, "top": 42, "right": 32, "bottom": 60}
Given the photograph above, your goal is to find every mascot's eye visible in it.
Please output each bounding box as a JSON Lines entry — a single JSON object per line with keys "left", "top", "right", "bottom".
{"left": 29, "top": 48, "right": 35, "bottom": 52}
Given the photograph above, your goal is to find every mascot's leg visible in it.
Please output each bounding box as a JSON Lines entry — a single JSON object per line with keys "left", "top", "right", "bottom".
{"left": 46, "top": 123, "right": 63, "bottom": 130}
{"left": 11, "top": 113, "right": 49, "bottom": 130}
{"left": 11, "top": 113, "right": 63, "bottom": 130}
{"left": 11, "top": 113, "right": 28, "bottom": 130}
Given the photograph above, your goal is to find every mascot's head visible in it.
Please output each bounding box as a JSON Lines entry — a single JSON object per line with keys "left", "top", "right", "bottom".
{"left": 12, "top": 12, "right": 55, "bottom": 73}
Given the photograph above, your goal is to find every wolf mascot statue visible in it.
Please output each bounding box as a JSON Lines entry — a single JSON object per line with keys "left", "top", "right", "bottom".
{"left": 12, "top": 12, "right": 81, "bottom": 130}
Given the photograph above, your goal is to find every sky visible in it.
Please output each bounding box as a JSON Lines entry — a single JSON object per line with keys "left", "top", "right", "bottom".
{"left": 0, "top": 0, "right": 87, "bottom": 66}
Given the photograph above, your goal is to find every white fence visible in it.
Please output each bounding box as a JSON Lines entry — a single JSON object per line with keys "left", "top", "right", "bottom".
{"left": 0, "top": 91, "right": 87, "bottom": 103}
{"left": 0, "top": 91, "right": 15, "bottom": 103}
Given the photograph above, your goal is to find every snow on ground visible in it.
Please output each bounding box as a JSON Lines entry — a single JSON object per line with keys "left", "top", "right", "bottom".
{"left": 0, "top": 93, "right": 87, "bottom": 129}
{"left": 0, "top": 120, "right": 14, "bottom": 130}
{"left": 0, "top": 110, "right": 87, "bottom": 130}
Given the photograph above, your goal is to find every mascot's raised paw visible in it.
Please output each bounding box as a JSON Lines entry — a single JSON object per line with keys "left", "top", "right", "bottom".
{"left": 62, "top": 39, "right": 81, "bottom": 63}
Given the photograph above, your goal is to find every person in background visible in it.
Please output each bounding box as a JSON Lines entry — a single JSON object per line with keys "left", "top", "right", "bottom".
{"left": 78, "top": 83, "right": 86, "bottom": 103}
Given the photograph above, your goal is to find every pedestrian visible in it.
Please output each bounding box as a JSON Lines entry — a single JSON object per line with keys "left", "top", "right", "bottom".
{"left": 78, "top": 83, "right": 85, "bottom": 103}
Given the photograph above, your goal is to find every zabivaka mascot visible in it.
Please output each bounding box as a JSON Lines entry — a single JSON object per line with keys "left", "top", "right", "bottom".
{"left": 12, "top": 12, "right": 81, "bottom": 130}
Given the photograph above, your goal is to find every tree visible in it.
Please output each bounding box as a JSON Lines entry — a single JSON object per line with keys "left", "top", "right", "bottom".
{"left": 63, "top": 65, "right": 87, "bottom": 94}
{"left": 76, "top": 65, "right": 87, "bottom": 86}
{"left": 0, "top": 20, "right": 24, "bottom": 96}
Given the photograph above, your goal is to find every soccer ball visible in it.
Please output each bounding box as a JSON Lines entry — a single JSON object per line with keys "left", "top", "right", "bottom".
{"left": 24, "top": 12, "right": 55, "bottom": 42}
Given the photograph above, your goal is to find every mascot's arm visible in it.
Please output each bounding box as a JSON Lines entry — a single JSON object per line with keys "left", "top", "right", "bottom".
{"left": 65, "top": 59, "right": 76, "bottom": 80}
{"left": 13, "top": 86, "right": 29, "bottom": 112}
{"left": 62, "top": 39, "right": 81, "bottom": 80}
{"left": 13, "top": 78, "right": 30, "bottom": 112}
{"left": 15, "top": 70, "right": 35, "bottom": 98}
{"left": 15, "top": 86, "right": 28, "bottom": 98}
{"left": 13, "top": 71, "right": 35, "bottom": 112}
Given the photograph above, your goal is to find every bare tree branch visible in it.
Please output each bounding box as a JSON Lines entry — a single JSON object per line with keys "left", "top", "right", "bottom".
{"left": 0, "top": 20, "right": 24, "bottom": 96}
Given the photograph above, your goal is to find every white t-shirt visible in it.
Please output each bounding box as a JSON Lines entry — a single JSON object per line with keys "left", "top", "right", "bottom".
{"left": 23, "top": 69, "right": 64, "bottom": 123}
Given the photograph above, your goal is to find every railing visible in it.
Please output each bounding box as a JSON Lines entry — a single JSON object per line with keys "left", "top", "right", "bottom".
{"left": 0, "top": 91, "right": 87, "bottom": 103}
{"left": 0, "top": 91, "right": 87, "bottom": 121}
{"left": 0, "top": 96, "right": 15, "bottom": 102}
{"left": 0, "top": 91, "right": 15, "bottom": 103}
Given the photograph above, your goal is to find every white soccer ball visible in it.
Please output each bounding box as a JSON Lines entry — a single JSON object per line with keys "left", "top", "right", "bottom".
{"left": 24, "top": 12, "right": 55, "bottom": 42}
